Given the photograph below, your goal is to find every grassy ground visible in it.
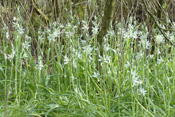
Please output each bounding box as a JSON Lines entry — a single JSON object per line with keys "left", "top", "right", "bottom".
{"left": 0, "top": 15, "right": 175, "bottom": 117}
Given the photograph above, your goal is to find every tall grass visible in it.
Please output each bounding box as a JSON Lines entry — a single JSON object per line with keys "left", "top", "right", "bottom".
{"left": 0, "top": 13, "right": 175, "bottom": 116}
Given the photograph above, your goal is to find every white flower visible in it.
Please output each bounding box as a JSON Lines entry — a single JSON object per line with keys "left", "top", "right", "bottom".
{"left": 157, "top": 57, "right": 164, "bottom": 64}
{"left": 123, "top": 31, "right": 130, "bottom": 39}
{"left": 64, "top": 56, "right": 70, "bottom": 65}
{"left": 18, "top": 27, "right": 24, "bottom": 35}
{"left": 132, "top": 77, "right": 140, "bottom": 86}
{"left": 25, "top": 35, "right": 31, "bottom": 41}
{"left": 136, "top": 51, "right": 143, "bottom": 60}
{"left": 65, "top": 31, "right": 74, "bottom": 39}
{"left": 66, "top": 23, "right": 72, "bottom": 29}
{"left": 157, "top": 48, "right": 161, "bottom": 55}
{"left": 92, "top": 25, "right": 99, "bottom": 35}
{"left": 73, "top": 25, "right": 78, "bottom": 29}
{"left": 131, "top": 31, "right": 138, "bottom": 39}
{"left": 82, "top": 45, "right": 93, "bottom": 55}
{"left": 138, "top": 80, "right": 143, "bottom": 85}
{"left": 38, "top": 35, "right": 44, "bottom": 43}
{"left": 155, "top": 34, "right": 164, "bottom": 44}
{"left": 107, "top": 30, "right": 115, "bottom": 37}
{"left": 139, "top": 32, "right": 148, "bottom": 40}
{"left": 131, "top": 69, "right": 138, "bottom": 77}
{"left": 48, "top": 34, "right": 56, "bottom": 43}
{"left": 13, "top": 23, "right": 24, "bottom": 35}
{"left": 73, "top": 59, "right": 77, "bottom": 68}
{"left": 104, "top": 55, "right": 111, "bottom": 63}
{"left": 35, "top": 56, "right": 44, "bottom": 71}
{"left": 98, "top": 55, "right": 111, "bottom": 64}
{"left": 131, "top": 69, "right": 140, "bottom": 87}
{"left": 140, "top": 38, "right": 150, "bottom": 49}
{"left": 169, "top": 34, "right": 174, "bottom": 42}
{"left": 6, "top": 31, "right": 9, "bottom": 39}
{"left": 8, "top": 44, "right": 15, "bottom": 61}
{"left": 60, "top": 24, "right": 64, "bottom": 28}
{"left": 82, "top": 20, "right": 89, "bottom": 31}
{"left": 125, "top": 61, "right": 131, "bottom": 68}
{"left": 75, "top": 51, "right": 82, "bottom": 59}
{"left": 104, "top": 44, "right": 111, "bottom": 52}
{"left": 23, "top": 41, "right": 31, "bottom": 50}
{"left": 13, "top": 17, "right": 17, "bottom": 21}
{"left": 139, "top": 87, "right": 147, "bottom": 96}
{"left": 53, "top": 30, "right": 59, "bottom": 37}
{"left": 81, "top": 40, "right": 87, "bottom": 46}
{"left": 149, "top": 54, "right": 154, "bottom": 59}
{"left": 47, "top": 26, "right": 61, "bottom": 43}
{"left": 92, "top": 72, "right": 100, "bottom": 78}
{"left": 22, "top": 52, "right": 28, "bottom": 58}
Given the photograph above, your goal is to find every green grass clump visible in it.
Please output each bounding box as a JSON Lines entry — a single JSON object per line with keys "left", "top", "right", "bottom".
{"left": 0, "top": 15, "right": 175, "bottom": 117}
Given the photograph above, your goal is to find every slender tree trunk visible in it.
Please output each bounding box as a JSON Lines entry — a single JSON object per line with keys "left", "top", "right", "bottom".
{"left": 97, "top": 0, "right": 116, "bottom": 56}
{"left": 151, "top": 0, "right": 164, "bottom": 54}
{"left": 96, "top": 0, "right": 115, "bottom": 72}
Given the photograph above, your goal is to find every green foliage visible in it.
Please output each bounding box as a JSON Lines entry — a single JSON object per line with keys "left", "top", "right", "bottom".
{"left": 1, "top": 1, "right": 175, "bottom": 116}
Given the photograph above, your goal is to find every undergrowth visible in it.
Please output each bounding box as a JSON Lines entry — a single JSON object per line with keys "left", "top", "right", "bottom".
{"left": 0, "top": 13, "right": 175, "bottom": 117}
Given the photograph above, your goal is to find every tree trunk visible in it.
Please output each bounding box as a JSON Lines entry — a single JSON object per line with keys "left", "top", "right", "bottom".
{"left": 151, "top": 0, "right": 164, "bottom": 54}
{"left": 97, "top": 0, "right": 116, "bottom": 56}
{"left": 96, "top": 0, "right": 115, "bottom": 72}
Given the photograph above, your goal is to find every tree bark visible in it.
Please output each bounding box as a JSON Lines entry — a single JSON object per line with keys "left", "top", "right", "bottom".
{"left": 97, "top": 0, "right": 116, "bottom": 56}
